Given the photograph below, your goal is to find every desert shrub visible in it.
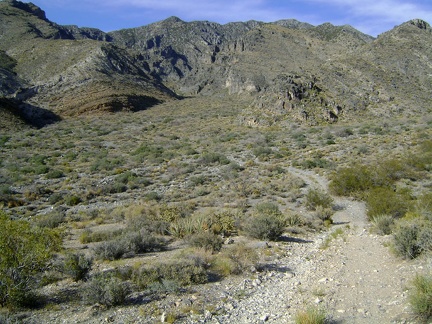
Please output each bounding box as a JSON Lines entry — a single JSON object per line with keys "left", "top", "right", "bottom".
{"left": 199, "top": 152, "right": 230, "bottom": 165}
{"left": 132, "top": 259, "right": 208, "bottom": 290}
{"left": 101, "top": 182, "right": 127, "bottom": 194}
{"left": 81, "top": 273, "right": 129, "bottom": 307}
{"left": 417, "top": 225, "right": 432, "bottom": 253}
{"left": 329, "top": 164, "right": 373, "bottom": 196}
{"left": 285, "top": 213, "right": 304, "bottom": 227}
{"left": 209, "top": 211, "right": 238, "bottom": 236}
{"left": 392, "top": 220, "right": 425, "bottom": 259}
{"left": 0, "top": 213, "right": 61, "bottom": 309}
{"left": 409, "top": 274, "right": 432, "bottom": 322}
{"left": 336, "top": 127, "right": 354, "bottom": 137}
{"left": 46, "top": 169, "right": 64, "bottom": 179}
{"left": 63, "top": 252, "right": 92, "bottom": 282}
{"left": 34, "top": 211, "right": 65, "bottom": 228}
{"left": 244, "top": 212, "right": 285, "bottom": 241}
{"left": 370, "top": 214, "right": 395, "bottom": 235}
{"left": 305, "top": 188, "right": 334, "bottom": 211}
{"left": 188, "top": 232, "right": 223, "bottom": 252}
{"left": 144, "top": 191, "right": 162, "bottom": 201}
{"left": 417, "top": 192, "right": 432, "bottom": 221}
{"left": 294, "top": 306, "right": 328, "bottom": 324}
{"left": 366, "top": 187, "right": 411, "bottom": 219}
{"left": 65, "top": 195, "right": 82, "bottom": 206}
{"left": 79, "top": 228, "right": 122, "bottom": 244}
{"left": 48, "top": 192, "right": 63, "bottom": 204}
{"left": 213, "top": 243, "right": 258, "bottom": 276}
{"left": 93, "top": 240, "right": 127, "bottom": 261}
{"left": 314, "top": 206, "right": 334, "bottom": 226}
{"left": 93, "top": 230, "right": 166, "bottom": 260}
{"left": 253, "top": 147, "right": 273, "bottom": 160}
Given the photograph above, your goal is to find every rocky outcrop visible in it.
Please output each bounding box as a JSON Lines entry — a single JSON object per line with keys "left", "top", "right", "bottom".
{"left": 0, "top": 0, "right": 431, "bottom": 125}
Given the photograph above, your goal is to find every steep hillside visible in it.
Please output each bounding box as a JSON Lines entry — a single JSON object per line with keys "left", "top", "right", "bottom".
{"left": 0, "top": 0, "right": 177, "bottom": 121}
{"left": 0, "top": 0, "right": 431, "bottom": 126}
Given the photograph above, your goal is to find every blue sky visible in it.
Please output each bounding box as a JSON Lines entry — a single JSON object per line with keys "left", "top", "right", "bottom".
{"left": 31, "top": 0, "right": 432, "bottom": 37}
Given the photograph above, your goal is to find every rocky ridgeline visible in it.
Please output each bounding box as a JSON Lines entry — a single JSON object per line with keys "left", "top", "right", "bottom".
{"left": 0, "top": 0, "right": 432, "bottom": 127}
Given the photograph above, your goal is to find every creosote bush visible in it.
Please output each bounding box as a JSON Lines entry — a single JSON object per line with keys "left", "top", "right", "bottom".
{"left": 0, "top": 212, "right": 61, "bottom": 309}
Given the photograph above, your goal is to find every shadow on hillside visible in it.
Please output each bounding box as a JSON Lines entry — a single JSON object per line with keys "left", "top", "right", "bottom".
{"left": 279, "top": 236, "right": 314, "bottom": 244}
{"left": 0, "top": 98, "right": 62, "bottom": 128}
{"left": 258, "top": 263, "right": 294, "bottom": 274}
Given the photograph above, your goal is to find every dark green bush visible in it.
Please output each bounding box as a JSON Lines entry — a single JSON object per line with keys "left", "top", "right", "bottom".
{"left": 409, "top": 274, "right": 432, "bottom": 322}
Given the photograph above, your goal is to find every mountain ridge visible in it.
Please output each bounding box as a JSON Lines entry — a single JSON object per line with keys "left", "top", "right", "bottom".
{"left": 0, "top": 0, "right": 431, "bottom": 127}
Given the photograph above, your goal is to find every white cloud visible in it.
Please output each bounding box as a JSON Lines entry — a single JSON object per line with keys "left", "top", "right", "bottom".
{"left": 34, "top": 0, "right": 432, "bottom": 36}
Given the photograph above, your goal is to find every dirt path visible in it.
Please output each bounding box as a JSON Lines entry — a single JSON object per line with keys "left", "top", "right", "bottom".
{"left": 287, "top": 168, "right": 422, "bottom": 323}
{"left": 210, "top": 168, "right": 422, "bottom": 323}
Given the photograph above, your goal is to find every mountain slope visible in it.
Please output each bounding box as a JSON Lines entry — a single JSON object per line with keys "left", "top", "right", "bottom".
{"left": 0, "top": 0, "right": 431, "bottom": 126}
{"left": 0, "top": 0, "right": 177, "bottom": 122}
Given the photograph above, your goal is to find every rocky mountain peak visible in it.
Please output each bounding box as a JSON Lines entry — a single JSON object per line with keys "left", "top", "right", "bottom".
{"left": 2, "top": 0, "right": 46, "bottom": 20}
{"left": 407, "top": 18, "right": 431, "bottom": 31}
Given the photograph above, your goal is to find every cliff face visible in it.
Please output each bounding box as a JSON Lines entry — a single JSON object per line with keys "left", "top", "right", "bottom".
{"left": 0, "top": 0, "right": 431, "bottom": 127}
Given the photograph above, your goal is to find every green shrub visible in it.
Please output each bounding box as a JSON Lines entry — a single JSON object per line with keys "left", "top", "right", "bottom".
{"left": 188, "top": 232, "right": 223, "bottom": 252}
{"left": 244, "top": 212, "right": 285, "bottom": 241}
{"left": 329, "top": 165, "right": 373, "bottom": 196}
{"left": 46, "top": 169, "right": 64, "bottom": 179}
{"left": 409, "top": 274, "right": 432, "bottom": 322}
{"left": 366, "top": 187, "right": 411, "bottom": 219}
{"left": 0, "top": 213, "right": 61, "bottom": 309}
{"left": 63, "top": 253, "right": 92, "bottom": 282}
{"left": 133, "top": 259, "right": 208, "bottom": 290}
{"left": 199, "top": 152, "right": 230, "bottom": 165}
{"left": 65, "top": 195, "right": 82, "bottom": 206}
{"left": 305, "top": 188, "right": 333, "bottom": 211}
{"left": 81, "top": 274, "right": 129, "bottom": 307}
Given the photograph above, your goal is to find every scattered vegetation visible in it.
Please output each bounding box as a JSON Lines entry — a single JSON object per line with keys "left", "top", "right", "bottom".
{"left": 408, "top": 273, "right": 432, "bottom": 322}
{"left": 294, "top": 306, "right": 328, "bottom": 324}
